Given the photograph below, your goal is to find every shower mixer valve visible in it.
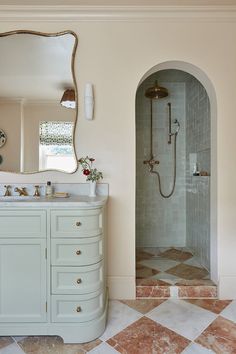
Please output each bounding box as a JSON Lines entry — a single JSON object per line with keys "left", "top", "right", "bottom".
{"left": 143, "top": 158, "right": 159, "bottom": 168}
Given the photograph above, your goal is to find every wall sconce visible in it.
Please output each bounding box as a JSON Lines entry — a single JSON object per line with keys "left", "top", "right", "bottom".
{"left": 84, "top": 83, "right": 94, "bottom": 120}
{"left": 60, "top": 89, "right": 76, "bottom": 109}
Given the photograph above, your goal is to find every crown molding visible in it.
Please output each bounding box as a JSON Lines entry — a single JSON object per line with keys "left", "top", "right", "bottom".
{"left": 0, "top": 5, "right": 236, "bottom": 22}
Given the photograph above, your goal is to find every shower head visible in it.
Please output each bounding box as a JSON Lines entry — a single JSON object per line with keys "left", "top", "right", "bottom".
{"left": 145, "top": 81, "right": 168, "bottom": 99}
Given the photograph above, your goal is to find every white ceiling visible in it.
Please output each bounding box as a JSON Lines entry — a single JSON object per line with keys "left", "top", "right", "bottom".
{"left": 0, "top": 33, "right": 76, "bottom": 102}
{"left": 0, "top": 0, "right": 235, "bottom": 5}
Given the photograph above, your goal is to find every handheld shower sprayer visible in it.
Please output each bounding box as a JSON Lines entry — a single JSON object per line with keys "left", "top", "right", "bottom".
{"left": 173, "top": 119, "right": 180, "bottom": 134}
{"left": 167, "top": 103, "right": 180, "bottom": 144}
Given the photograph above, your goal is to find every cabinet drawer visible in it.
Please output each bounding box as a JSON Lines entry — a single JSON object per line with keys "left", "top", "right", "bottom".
{"left": 51, "top": 262, "right": 104, "bottom": 295}
{"left": 51, "top": 209, "right": 102, "bottom": 238}
{"left": 0, "top": 210, "right": 46, "bottom": 238}
{"left": 51, "top": 291, "right": 104, "bottom": 323}
{"left": 51, "top": 235, "right": 103, "bottom": 266}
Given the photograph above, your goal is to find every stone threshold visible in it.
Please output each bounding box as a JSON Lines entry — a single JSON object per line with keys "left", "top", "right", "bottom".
{"left": 136, "top": 284, "right": 217, "bottom": 299}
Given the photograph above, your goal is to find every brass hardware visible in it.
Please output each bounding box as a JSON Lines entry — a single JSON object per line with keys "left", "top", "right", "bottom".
{"left": 34, "top": 185, "right": 40, "bottom": 197}
{"left": 4, "top": 185, "right": 11, "bottom": 196}
{"left": 14, "top": 187, "right": 28, "bottom": 196}
{"left": 143, "top": 158, "right": 159, "bottom": 166}
{"left": 76, "top": 306, "right": 82, "bottom": 312}
{"left": 76, "top": 278, "right": 82, "bottom": 284}
{"left": 76, "top": 221, "right": 81, "bottom": 226}
{"left": 76, "top": 250, "right": 81, "bottom": 255}
{"left": 145, "top": 80, "right": 168, "bottom": 99}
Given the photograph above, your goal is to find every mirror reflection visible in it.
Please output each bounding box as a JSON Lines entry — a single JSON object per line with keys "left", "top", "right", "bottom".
{"left": 0, "top": 30, "right": 78, "bottom": 174}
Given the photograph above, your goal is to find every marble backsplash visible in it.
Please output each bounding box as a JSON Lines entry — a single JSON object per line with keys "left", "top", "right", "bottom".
{"left": 0, "top": 183, "right": 109, "bottom": 197}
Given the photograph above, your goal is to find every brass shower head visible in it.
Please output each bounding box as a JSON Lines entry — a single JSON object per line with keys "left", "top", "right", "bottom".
{"left": 145, "top": 80, "right": 168, "bottom": 99}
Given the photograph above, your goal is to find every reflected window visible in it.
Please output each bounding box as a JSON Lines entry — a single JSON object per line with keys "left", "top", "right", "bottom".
{"left": 39, "top": 121, "right": 74, "bottom": 171}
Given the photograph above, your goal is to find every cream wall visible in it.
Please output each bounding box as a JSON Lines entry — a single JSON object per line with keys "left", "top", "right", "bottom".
{"left": 0, "top": 12, "right": 236, "bottom": 298}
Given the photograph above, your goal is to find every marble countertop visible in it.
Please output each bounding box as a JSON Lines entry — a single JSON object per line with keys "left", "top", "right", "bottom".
{"left": 0, "top": 195, "right": 108, "bottom": 208}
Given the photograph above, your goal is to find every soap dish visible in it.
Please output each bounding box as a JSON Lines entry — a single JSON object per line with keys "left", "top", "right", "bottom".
{"left": 53, "top": 192, "right": 70, "bottom": 198}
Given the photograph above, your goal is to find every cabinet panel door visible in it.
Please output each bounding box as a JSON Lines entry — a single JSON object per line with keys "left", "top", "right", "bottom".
{"left": 0, "top": 239, "right": 47, "bottom": 322}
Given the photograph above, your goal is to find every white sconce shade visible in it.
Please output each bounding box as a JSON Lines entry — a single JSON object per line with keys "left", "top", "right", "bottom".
{"left": 84, "top": 83, "right": 94, "bottom": 120}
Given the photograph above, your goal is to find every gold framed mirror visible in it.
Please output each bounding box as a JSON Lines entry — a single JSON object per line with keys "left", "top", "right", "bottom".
{"left": 0, "top": 30, "right": 78, "bottom": 174}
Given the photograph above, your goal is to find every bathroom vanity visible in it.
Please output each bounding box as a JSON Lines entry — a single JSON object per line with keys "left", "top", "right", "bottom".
{"left": 0, "top": 195, "right": 108, "bottom": 343}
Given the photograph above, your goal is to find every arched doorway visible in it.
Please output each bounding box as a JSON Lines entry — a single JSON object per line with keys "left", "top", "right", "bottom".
{"left": 135, "top": 62, "right": 217, "bottom": 297}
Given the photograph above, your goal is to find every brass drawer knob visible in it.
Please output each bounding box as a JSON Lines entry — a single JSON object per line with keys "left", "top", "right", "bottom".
{"left": 76, "top": 306, "right": 82, "bottom": 313}
{"left": 77, "top": 278, "right": 82, "bottom": 284}
{"left": 76, "top": 250, "right": 81, "bottom": 255}
{"left": 76, "top": 221, "right": 81, "bottom": 227}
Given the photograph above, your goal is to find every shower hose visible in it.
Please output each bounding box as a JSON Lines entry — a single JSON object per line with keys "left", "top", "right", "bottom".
{"left": 149, "top": 131, "right": 178, "bottom": 199}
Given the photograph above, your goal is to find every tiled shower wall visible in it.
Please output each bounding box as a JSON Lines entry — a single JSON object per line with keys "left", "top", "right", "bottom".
{"left": 185, "top": 77, "right": 211, "bottom": 270}
{"left": 136, "top": 77, "right": 186, "bottom": 247}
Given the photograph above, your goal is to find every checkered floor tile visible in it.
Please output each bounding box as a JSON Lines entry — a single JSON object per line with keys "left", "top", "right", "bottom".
{"left": 1, "top": 299, "right": 236, "bottom": 353}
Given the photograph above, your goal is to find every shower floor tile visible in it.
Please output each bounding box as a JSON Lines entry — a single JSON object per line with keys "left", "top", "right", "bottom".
{"left": 139, "top": 258, "right": 180, "bottom": 272}
{"left": 159, "top": 248, "right": 193, "bottom": 262}
{"left": 136, "top": 249, "right": 153, "bottom": 262}
{"left": 136, "top": 247, "right": 216, "bottom": 299}
{"left": 136, "top": 264, "right": 160, "bottom": 279}
{"left": 166, "top": 263, "right": 209, "bottom": 280}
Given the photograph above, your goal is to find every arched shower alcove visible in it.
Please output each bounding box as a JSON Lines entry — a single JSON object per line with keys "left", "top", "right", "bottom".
{"left": 135, "top": 61, "right": 217, "bottom": 297}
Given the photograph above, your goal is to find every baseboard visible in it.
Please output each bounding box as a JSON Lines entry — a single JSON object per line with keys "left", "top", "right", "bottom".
{"left": 107, "top": 276, "right": 135, "bottom": 299}
{"left": 218, "top": 276, "right": 236, "bottom": 299}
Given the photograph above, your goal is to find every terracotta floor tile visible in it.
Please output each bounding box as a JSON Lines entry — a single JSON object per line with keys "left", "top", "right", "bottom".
{"left": 18, "top": 336, "right": 102, "bottom": 354}
{"left": 166, "top": 263, "right": 209, "bottom": 280}
{"left": 159, "top": 248, "right": 193, "bottom": 262}
{"left": 0, "top": 337, "right": 14, "bottom": 349}
{"left": 107, "top": 316, "right": 190, "bottom": 354}
{"left": 136, "top": 250, "right": 153, "bottom": 262}
{"left": 120, "top": 299, "right": 166, "bottom": 314}
{"left": 196, "top": 316, "right": 236, "bottom": 354}
{"left": 136, "top": 264, "right": 160, "bottom": 279}
{"left": 185, "top": 299, "right": 232, "bottom": 314}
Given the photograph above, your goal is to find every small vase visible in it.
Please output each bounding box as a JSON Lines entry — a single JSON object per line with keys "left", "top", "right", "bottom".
{"left": 89, "top": 181, "right": 96, "bottom": 197}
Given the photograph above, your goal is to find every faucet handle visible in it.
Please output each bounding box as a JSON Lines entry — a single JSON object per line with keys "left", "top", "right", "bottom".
{"left": 34, "top": 185, "right": 40, "bottom": 197}
{"left": 4, "top": 185, "right": 11, "bottom": 196}
{"left": 21, "top": 187, "right": 28, "bottom": 196}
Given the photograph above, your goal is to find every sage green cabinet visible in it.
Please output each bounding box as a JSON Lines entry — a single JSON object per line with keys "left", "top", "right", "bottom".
{"left": 0, "top": 239, "right": 47, "bottom": 322}
{"left": 0, "top": 203, "right": 107, "bottom": 343}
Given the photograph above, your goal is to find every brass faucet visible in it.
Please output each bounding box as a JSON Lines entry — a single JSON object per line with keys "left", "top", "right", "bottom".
{"left": 14, "top": 187, "right": 28, "bottom": 196}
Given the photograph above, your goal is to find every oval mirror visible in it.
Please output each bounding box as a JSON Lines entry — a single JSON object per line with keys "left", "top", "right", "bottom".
{"left": 0, "top": 30, "right": 78, "bottom": 174}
